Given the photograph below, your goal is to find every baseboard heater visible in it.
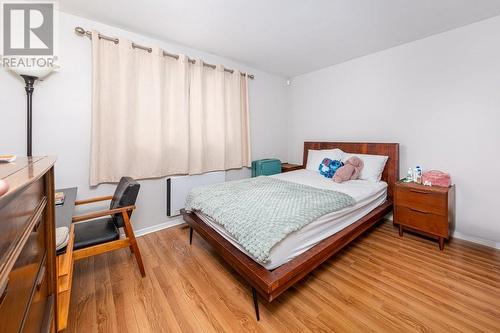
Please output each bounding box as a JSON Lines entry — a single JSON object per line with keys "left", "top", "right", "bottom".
{"left": 166, "top": 171, "right": 225, "bottom": 216}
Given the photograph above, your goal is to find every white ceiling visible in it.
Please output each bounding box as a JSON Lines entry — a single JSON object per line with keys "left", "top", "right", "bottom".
{"left": 60, "top": 0, "right": 500, "bottom": 77}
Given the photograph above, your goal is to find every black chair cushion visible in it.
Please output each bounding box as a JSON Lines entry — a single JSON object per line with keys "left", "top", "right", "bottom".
{"left": 110, "top": 177, "right": 140, "bottom": 228}
{"left": 73, "top": 218, "right": 120, "bottom": 250}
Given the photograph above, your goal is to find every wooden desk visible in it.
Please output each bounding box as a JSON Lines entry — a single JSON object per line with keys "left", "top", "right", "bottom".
{"left": 55, "top": 188, "right": 77, "bottom": 332}
{"left": 56, "top": 188, "right": 77, "bottom": 255}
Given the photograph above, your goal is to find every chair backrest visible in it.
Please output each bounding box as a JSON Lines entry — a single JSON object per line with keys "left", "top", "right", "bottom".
{"left": 110, "top": 177, "right": 140, "bottom": 228}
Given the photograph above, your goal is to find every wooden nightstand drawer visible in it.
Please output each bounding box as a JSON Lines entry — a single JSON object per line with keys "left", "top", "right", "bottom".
{"left": 395, "top": 206, "right": 449, "bottom": 238}
{"left": 394, "top": 181, "right": 455, "bottom": 250}
{"left": 395, "top": 185, "right": 447, "bottom": 216}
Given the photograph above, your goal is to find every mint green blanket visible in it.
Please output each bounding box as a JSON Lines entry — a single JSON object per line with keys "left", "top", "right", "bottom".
{"left": 185, "top": 176, "right": 355, "bottom": 263}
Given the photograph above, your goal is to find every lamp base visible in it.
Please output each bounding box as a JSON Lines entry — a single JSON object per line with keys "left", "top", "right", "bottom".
{"left": 21, "top": 75, "right": 38, "bottom": 157}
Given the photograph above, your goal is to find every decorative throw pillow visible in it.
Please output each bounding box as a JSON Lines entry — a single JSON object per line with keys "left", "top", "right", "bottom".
{"left": 342, "top": 153, "right": 388, "bottom": 182}
{"left": 318, "top": 158, "right": 344, "bottom": 178}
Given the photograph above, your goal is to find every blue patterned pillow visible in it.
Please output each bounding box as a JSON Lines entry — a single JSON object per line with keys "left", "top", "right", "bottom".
{"left": 319, "top": 158, "right": 344, "bottom": 178}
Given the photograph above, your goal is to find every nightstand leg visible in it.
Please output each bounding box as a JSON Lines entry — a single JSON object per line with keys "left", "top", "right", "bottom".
{"left": 398, "top": 224, "right": 403, "bottom": 237}
{"left": 439, "top": 237, "right": 445, "bottom": 250}
{"left": 189, "top": 227, "right": 193, "bottom": 245}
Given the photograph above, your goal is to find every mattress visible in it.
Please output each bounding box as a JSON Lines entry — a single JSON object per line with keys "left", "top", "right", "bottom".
{"left": 195, "top": 169, "right": 388, "bottom": 270}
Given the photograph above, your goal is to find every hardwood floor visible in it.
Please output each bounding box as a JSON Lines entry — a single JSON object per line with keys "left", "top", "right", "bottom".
{"left": 68, "top": 220, "right": 500, "bottom": 332}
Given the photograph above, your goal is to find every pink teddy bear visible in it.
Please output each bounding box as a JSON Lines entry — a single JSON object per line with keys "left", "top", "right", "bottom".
{"left": 333, "top": 156, "right": 364, "bottom": 183}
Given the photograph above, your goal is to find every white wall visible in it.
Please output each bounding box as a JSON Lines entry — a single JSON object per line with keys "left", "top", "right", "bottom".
{"left": 287, "top": 16, "right": 500, "bottom": 247}
{"left": 0, "top": 11, "right": 288, "bottom": 232}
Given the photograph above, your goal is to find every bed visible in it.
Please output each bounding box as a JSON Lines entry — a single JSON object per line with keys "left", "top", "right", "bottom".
{"left": 181, "top": 142, "right": 399, "bottom": 320}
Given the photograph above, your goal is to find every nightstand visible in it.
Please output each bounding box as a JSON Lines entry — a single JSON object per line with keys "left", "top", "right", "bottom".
{"left": 281, "top": 163, "right": 303, "bottom": 173}
{"left": 394, "top": 181, "right": 455, "bottom": 250}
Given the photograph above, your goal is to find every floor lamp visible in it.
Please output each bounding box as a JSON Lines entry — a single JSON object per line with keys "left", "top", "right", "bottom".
{"left": 9, "top": 65, "right": 58, "bottom": 157}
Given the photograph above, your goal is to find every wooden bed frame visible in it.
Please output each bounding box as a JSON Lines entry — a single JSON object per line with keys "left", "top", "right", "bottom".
{"left": 181, "top": 142, "right": 399, "bottom": 320}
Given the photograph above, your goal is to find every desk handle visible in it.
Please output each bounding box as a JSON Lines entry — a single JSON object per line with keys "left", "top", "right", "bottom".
{"left": 36, "top": 265, "right": 46, "bottom": 291}
{"left": 33, "top": 216, "right": 43, "bottom": 232}
{"left": 410, "top": 189, "right": 429, "bottom": 195}
{"left": 0, "top": 279, "right": 8, "bottom": 308}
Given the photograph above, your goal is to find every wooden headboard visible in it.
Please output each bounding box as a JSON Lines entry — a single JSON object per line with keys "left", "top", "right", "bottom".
{"left": 303, "top": 142, "right": 400, "bottom": 201}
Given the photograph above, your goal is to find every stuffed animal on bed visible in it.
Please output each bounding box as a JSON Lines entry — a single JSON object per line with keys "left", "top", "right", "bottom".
{"left": 319, "top": 158, "right": 344, "bottom": 178}
{"left": 333, "top": 156, "right": 364, "bottom": 183}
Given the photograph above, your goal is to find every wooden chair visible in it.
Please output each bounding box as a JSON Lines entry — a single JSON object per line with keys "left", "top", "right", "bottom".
{"left": 71, "top": 177, "right": 145, "bottom": 277}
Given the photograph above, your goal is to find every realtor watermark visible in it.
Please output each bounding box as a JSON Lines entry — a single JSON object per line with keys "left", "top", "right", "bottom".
{"left": 1, "top": 1, "right": 57, "bottom": 72}
{"left": 2, "top": 55, "right": 54, "bottom": 67}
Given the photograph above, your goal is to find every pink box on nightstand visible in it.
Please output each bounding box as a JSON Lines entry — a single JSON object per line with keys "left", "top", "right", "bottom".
{"left": 422, "top": 170, "right": 451, "bottom": 187}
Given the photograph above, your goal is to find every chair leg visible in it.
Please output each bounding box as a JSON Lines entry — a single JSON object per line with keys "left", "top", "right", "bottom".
{"left": 122, "top": 212, "right": 146, "bottom": 277}
{"left": 252, "top": 287, "right": 260, "bottom": 321}
{"left": 123, "top": 224, "right": 134, "bottom": 253}
{"left": 189, "top": 227, "right": 193, "bottom": 245}
{"left": 131, "top": 241, "right": 146, "bottom": 277}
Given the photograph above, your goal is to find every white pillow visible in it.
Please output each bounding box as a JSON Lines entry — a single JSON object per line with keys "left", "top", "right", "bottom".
{"left": 306, "top": 149, "right": 345, "bottom": 172}
{"left": 343, "top": 153, "right": 388, "bottom": 182}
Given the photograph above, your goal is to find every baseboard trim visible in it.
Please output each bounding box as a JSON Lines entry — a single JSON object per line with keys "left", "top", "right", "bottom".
{"left": 451, "top": 231, "right": 500, "bottom": 250}
{"left": 386, "top": 214, "right": 500, "bottom": 249}
{"left": 135, "top": 216, "right": 185, "bottom": 238}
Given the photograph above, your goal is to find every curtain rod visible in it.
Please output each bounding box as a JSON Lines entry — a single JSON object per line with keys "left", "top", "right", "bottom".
{"left": 74, "top": 27, "right": 255, "bottom": 79}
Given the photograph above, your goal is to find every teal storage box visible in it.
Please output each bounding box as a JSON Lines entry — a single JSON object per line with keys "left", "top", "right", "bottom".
{"left": 251, "top": 159, "right": 282, "bottom": 177}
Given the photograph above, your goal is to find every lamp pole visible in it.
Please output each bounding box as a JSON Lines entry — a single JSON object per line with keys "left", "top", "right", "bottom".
{"left": 21, "top": 75, "right": 37, "bottom": 157}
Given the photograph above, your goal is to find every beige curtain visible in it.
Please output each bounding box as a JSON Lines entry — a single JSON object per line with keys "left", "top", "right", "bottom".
{"left": 89, "top": 31, "right": 251, "bottom": 186}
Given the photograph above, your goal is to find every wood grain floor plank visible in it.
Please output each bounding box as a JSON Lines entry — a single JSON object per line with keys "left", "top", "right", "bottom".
{"left": 330, "top": 254, "right": 486, "bottom": 332}
{"left": 93, "top": 254, "right": 119, "bottom": 333}
{"left": 107, "top": 251, "right": 144, "bottom": 333}
{"left": 69, "top": 257, "right": 98, "bottom": 333}
{"left": 352, "top": 232, "right": 500, "bottom": 328}
{"left": 348, "top": 236, "right": 500, "bottom": 326}
{"left": 165, "top": 238, "right": 266, "bottom": 332}
{"left": 368, "top": 233, "right": 500, "bottom": 284}
{"left": 67, "top": 221, "right": 500, "bottom": 333}
{"left": 174, "top": 227, "right": 311, "bottom": 333}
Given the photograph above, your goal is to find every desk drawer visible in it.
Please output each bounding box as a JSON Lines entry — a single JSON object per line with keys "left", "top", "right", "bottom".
{"left": 0, "top": 214, "right": 46, "bottom": 333}
{"left": 0, "top": 179, "right": 44, "bottom": 267}
{"left": 395, "top": 205, "right": 449, "bottom": 238}
{"left": 395, "top": 186, "right": 447, "bottom": 216}
{"left": 22, "top": 256, "right": 51, "bottom": 333}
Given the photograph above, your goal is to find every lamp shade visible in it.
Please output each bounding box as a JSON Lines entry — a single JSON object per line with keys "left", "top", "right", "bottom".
{"left": 8, "top": 59, "right": 60, "bottom": 80}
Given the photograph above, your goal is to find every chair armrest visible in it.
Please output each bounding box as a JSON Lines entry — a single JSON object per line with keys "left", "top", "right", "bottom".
{"left": 75, "top": 195, "right": 113, "bottom": 206}
{"left": 72, "top": 205, "right": 136, "bottom": 223}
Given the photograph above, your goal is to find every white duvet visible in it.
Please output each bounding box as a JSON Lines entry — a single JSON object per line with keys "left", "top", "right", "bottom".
{"left": 196, "top": 169, "right": 387, "bottom": 270}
